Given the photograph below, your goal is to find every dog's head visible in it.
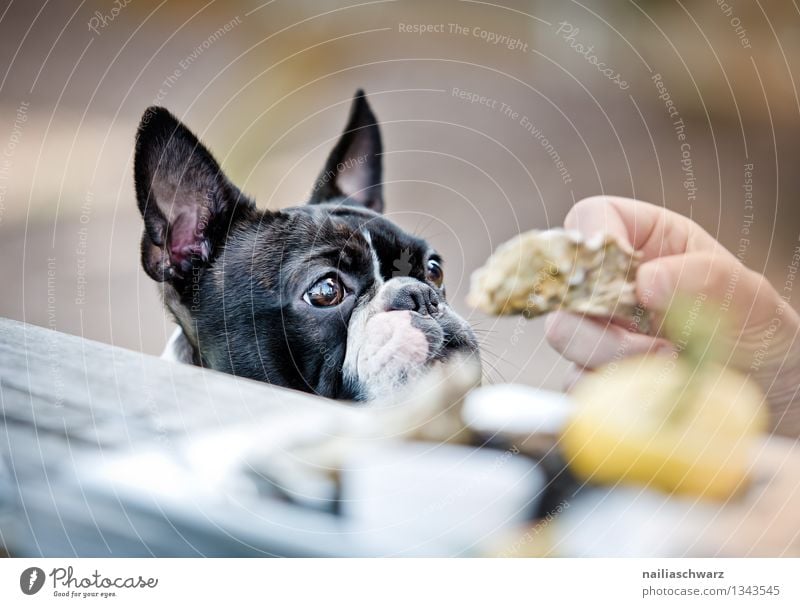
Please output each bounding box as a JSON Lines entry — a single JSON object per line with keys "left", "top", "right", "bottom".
{"left": 134, "top": 91, "right": 479, "bottom": 401}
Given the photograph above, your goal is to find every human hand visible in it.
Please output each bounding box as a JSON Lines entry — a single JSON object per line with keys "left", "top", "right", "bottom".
{"left": 545, "top": 196, "right": 800, "bottom": 436}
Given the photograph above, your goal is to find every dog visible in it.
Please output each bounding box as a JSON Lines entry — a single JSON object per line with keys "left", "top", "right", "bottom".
{"left": 134, "top": 90, "right": 479, "bottom": 401}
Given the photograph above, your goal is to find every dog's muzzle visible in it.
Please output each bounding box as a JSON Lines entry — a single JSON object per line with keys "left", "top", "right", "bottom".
{"left": 343, "top": 278, "right": 479, "bottom": 400}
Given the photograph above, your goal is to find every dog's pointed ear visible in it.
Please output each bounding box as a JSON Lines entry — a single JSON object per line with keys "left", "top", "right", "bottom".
{"left": 134, "top": 106, "right": 253, "bottom": 283}
{"left": 309, "top": 90, "right": 384, "bottom": 213}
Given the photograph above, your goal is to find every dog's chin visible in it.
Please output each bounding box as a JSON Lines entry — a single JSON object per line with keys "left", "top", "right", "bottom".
{"left": 346, "top": 310, "right": 464, "bottom": 401}
{"left": 358, "top": 310, "right": 431, "bottom": 385}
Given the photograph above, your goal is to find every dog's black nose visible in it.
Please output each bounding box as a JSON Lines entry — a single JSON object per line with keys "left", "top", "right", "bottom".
{"left": 387, "top": 280, "right": 440, "bottom": 316}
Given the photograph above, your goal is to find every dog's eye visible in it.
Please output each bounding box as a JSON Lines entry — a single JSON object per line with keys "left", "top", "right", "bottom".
{"left": 304, "top": 276, "right": 345, "bottom": 307}
{"left": 426, "top": 259, "right": 444, "bottom": 288}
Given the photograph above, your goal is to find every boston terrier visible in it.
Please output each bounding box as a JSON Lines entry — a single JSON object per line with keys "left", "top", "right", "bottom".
{"left": 134, "top": 90, "right": 479, "bottom": 401}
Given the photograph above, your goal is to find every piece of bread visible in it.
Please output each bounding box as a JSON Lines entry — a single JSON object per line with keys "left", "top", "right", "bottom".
{"left": 467, "top": 229, "right": 647, "bottom": 326}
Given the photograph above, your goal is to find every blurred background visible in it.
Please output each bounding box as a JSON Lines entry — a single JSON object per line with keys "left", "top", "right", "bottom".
{"left": 0, "top": 0, "right": 798, "bottom": 390}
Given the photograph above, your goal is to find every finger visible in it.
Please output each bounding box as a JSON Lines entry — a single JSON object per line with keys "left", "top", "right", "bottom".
{"left": 636, "top": 252, "right": 793, "bottom": 352}
{"left": 638, "top": 251, "right": 769, "bottom": 319}
{"left": 545, "top": 310, "right": 673, "bottom": 370}
{"left": 565, "top": 196, "right": 727, "bottom": 262}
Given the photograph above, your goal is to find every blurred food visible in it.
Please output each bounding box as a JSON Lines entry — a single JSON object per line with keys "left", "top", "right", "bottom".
{"left": 467, "top": 228, "right": 645, "bottom": 326}
{"left": 462, "top": 383, "right": 574, "bottom": 455}
{"left": 339, "top": 440, "right": 545, "bottom": 554}
{"left": 548, "top": 436, "right": 800, "bottom": 557}
{"left": 241, "top": 357, "right": 482, "bottom": 511}
{"left": 561, "top": 354, "right": 766, "bottom": 500}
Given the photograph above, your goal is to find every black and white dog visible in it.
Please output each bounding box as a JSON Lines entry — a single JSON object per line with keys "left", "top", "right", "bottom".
{"left": 134, "top": 91, "right": 479, "bottom": 401}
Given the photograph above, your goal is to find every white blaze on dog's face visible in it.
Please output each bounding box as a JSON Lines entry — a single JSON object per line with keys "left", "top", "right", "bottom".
{"left": 343, "top": 278, "right": 444, "bottom": 400}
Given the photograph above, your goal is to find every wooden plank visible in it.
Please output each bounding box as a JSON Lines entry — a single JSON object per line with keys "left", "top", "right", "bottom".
{"left": 0, "top": 317, "right": 360, "bottom": 556}
{"left": 0, "top": 317, "right": 351, "bottom": 449}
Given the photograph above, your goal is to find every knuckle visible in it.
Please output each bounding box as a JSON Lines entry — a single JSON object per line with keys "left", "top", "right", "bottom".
{"left": 568, "top": 196, "right": 610, "bottom": 218}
